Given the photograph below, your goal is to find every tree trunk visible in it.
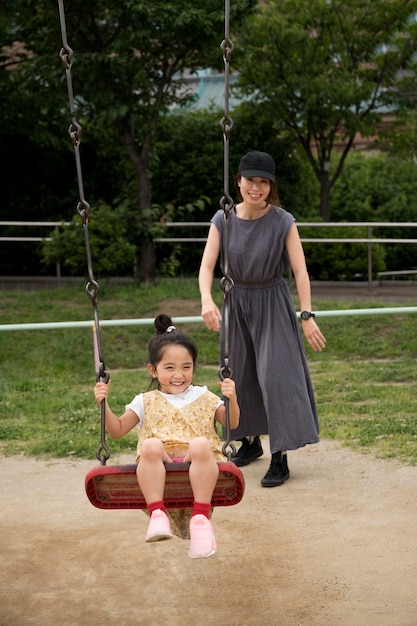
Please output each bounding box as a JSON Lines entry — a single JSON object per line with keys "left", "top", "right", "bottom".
{"left": 319, "top": 168, "right": 331, "bottom": 222}
{"left": 135, "top": 235, "right": 156, "bottom": 282}
{"left": 135, "top": 162, "right": 156, "bottom": 282}
{"left": 121, "top": 125, "right": 156, "bottom": 282}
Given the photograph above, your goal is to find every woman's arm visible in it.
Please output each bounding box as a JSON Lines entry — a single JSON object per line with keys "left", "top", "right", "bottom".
{"left": 285, "top": 223, "right": 326, "bottom": 352}
{"left": 198, "top": 223, "right": 222, "bottom": 331}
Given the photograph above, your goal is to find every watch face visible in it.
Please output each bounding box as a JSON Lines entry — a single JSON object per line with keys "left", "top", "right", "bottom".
{"left": 301, "top": 311, "right": 311, "bottom": 320}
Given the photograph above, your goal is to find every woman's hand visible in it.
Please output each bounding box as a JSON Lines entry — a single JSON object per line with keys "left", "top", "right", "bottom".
{"left": 201, "top": 299, "right": 222, "bottom": 332}
{"left": 302, "top": 319, "right": 326, "bottom": 352}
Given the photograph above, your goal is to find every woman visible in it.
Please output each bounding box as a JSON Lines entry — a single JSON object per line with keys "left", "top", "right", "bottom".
{"left": 198, "top": 150, "right": 325, "bottom": 487}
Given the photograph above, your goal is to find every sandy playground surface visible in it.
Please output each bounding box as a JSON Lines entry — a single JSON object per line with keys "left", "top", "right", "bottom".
{"left": 1, "top": 438, "right": 417, "bottom": 626}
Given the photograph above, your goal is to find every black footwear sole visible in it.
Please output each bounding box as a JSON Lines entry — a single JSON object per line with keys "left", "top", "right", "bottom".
{"left": 231, "top": 449, "right": 264, "bottom": 467}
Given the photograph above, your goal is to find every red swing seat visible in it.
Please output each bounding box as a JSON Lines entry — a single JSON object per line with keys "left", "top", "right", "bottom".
{"left": 85, "top": 460, "right": 245, "bottom": 510}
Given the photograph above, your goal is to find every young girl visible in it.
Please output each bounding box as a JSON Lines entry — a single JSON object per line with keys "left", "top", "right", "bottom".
{"left": 94, "top": 314, "right": 239, "bottom": 559}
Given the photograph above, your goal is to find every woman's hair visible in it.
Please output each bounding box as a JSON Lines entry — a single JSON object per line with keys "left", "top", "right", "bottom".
{"left": 148, "top": 314, "right": 198, "bottom": 390}
{"left": 234, "top": 173, "right": 280, "bottom": 206}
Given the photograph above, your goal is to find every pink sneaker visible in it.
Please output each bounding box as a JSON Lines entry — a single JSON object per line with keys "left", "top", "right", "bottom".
{"left": 145, "top": 509, "right": 173, "bottom": 543}
{"left": 189, "top": 514, "right": 217, "bottom": 558}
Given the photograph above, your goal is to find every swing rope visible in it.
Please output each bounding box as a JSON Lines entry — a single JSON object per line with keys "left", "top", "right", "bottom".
{"left": 57, "top": 0, "right": 237, "bottom": 465}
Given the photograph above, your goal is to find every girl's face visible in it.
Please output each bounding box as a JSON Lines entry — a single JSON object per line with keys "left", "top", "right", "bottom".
{"left": 148, "top": 344, "right": 194, "bottom": 395}
{"left": 238, "top": 175, "right": 271, "bottom": 205}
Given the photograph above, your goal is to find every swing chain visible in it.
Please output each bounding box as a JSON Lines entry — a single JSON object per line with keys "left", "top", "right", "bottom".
{"left": 57, "top": 0, "right": 110, "bottom": 465}
{"left": 220, "top": 0, "right": 236, "bottom": 462}
{"left": 219, "top": 0, "right": 235, "bottom": 143}
{"left": 219, "top": 0, "right": 234, "bottom": 215}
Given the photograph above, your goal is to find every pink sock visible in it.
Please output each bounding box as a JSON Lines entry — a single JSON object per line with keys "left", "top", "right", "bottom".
{"left": 192, "top": 501, "right": 211, "bottom": 519}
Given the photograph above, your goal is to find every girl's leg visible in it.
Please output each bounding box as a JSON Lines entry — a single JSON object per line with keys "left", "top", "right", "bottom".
{"left": 136, "top": 437, "right": 171, "bottom": 503}
{"left": 137, "top": 438, "right": 173, "bottom": 542}
{"left": 183, "top": 437, "right": 219, "bottom": 503}
{"left": 183, "top": 437, "right": 218, "bottom": 558}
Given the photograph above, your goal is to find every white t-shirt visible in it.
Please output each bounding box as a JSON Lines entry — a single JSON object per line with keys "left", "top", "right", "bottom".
{"left": 125, "top": 384, "right": 223, "bottom": 429}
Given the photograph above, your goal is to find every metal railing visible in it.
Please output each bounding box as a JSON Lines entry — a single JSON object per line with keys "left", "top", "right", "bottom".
{"left": 2, "top": 220, "right": 417, "bottom": 288}
{"left": 0, "top": 221, "right": 71, "bottom": 280}
{"left": 153, "top": 221, "right": 417, "bottom": 290}
{"left": 0, "top": 221, "right": 70, "bottom": 241}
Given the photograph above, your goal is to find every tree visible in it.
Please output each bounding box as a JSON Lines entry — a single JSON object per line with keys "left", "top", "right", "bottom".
{"left": 330, "top": 151, "right": 417, "bottom": 272}
{"left": 234, "top": 0, "right": 417, "bottom": 220}
{"left": 5, "top": 0, "right": 255, "bottom": 280}
{"left": 153, "top": 106, "right": 315, "bottom": 218}
{"left": 151, "top": 106, "right": 316, "bottom": 277}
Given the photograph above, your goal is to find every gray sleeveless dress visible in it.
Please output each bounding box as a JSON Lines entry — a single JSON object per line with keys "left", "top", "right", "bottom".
{"left": 212, "top": 206, "right": 319, "bottom": 453}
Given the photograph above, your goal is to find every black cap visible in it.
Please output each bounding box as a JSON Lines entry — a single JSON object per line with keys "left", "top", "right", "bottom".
{"left": 238, "top": 151, "right": 275, "bottom": 182}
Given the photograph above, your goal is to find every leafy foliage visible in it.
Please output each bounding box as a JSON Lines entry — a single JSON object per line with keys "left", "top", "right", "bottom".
{"left": 302, "top": 223, "right": 386, "bottom": 281}
{"left": 4, "top": 0, "right": 256, "bottom": 280}
{"left": 234, "top": 0, "right": 417, "bottom": 219}
{"left": 41, "top": 202, "right": 136, "bottom": 277}
{"left": 153, "top": 106, "right": 319, "bottom": 219}
{"left": 330, "top": 152, "right": 417, "bottom": 272}
{"left": 3, "top": 0, "right": 417, "bottom": 280}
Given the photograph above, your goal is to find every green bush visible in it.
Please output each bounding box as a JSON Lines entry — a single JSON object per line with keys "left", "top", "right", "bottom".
{"left": 302, "top": 223, "right": 386, "bottom": 281}
{"left": 41, "top": 201, "right": 136, "bottom": 277}
{"left": 330, "top": 152, "right": 417, "bottom": 273}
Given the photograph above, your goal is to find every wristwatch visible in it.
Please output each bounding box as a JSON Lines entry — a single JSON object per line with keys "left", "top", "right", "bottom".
{"left": 300, "top": 311, "right": 316, "bottom": 320}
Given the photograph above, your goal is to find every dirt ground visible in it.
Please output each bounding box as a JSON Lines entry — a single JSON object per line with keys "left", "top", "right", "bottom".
{"left": 2, "top": 282, "right": 417, "bottom": 626}
{"left": 1, "top": 440, "right": 417, "bottom": 626}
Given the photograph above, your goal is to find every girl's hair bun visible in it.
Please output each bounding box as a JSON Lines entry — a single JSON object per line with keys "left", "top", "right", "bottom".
{"left": 154, "top": 314, "right": 174, "bottom": 335}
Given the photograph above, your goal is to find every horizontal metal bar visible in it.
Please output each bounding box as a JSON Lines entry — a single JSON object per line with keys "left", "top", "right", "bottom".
{"left": 296, "top": 222, "right": 417, "bottom": 228}
{"left": 378, "top": 270, "right": 417, "bottom": 276}
{"left": 0, "top": 237, "right": 52, "bottom": 242}
{"left": 1, "top": 308, "right": 417, "bottom": 332}
{"left": 154, "top": 238, "right": 417, "bottom": 244}
{"left": 2, "top": 221, "right": 417, "bottom": 229}
{"left": 0, "top": 221, "right": 70, "bottom": 227}
{"left": 154, "top": 238, "right": 208, "bottom": 243}
{"left": 301, "top": 238, "right": 417, "bottom": 244}
{"left": 0, "top": 316, "right": 203, "bottom": 332}
{"left": 159, "top": 221, "right": 417, "bottom": 228}
{"left": 3, "top": 236, "right": 417, "bottom": 245}
{"left": 163, "top": 222, "right": 211, "bottom": 227}
{"left": 161, "top": 221, "right": 417, "bottom": 228}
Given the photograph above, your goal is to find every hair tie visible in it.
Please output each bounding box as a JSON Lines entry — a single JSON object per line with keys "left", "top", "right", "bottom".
{"left": 166, "top": 325, "right": 176, "bottom": 333}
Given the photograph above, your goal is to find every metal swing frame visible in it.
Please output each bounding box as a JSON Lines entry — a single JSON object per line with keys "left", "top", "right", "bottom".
{"left": 57, "top": 0, "right": 244, "bottom": 512}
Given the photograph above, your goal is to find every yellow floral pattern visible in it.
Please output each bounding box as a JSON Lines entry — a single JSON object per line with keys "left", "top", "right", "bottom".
{"left": 136, "top": 389, "right": 224, "bottom": 462}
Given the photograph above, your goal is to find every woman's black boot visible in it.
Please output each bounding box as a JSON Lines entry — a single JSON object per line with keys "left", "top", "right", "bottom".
{"left": 231, "top": 436, "right": 264, "bottom": 467}
{"left": 261, "top": 451, "right": 290, "bottom": 487}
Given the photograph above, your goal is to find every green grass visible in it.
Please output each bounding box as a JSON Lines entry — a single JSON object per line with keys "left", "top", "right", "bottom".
{"left": 311, "top": 359, "right": 417, "bottom": 464}
{"left": 1, "top": 279, "right": 417, "bottom": 464}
